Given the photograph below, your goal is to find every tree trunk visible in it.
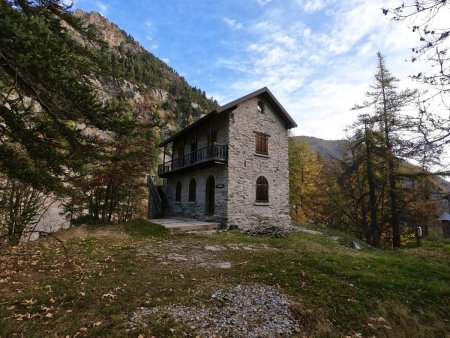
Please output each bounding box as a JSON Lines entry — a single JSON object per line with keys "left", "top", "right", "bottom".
{"left": 380, "top": 74, "right": 401, "bottom": 248}
{"left": 364, "top": 122, "right": 380, "bottom": 247}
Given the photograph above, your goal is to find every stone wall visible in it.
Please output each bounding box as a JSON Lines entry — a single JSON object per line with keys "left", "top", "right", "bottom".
{"left": 29, "top": 198, "right": 70, "bottom": 240}
{"left": 227, "top": 97, "right": 291, "bottom": 229}
{"left": 161, "top": 115, "right": 229, "bottom": 222}
{"left": 162, "top": 165, "right": 228, "bottom": 222}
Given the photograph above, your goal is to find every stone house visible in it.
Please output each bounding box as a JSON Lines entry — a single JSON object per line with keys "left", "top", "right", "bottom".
{"left": 148, "top": 87, "right": 297, "bottom": 229}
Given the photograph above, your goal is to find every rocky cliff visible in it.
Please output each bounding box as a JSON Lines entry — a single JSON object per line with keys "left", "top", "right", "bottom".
{"left": 72, "top": 9, "right": 218, "bottom": 137}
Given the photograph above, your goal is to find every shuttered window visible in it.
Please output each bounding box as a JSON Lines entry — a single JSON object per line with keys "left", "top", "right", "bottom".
{"left": 255, "top": 132, "right": 269, "bottom": 155}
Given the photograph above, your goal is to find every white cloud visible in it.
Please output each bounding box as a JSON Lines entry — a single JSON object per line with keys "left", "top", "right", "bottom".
{"left": 223, "top": 18, "right": 243, "bottom": 30}
{"left": 96, "top": 1, "right": 107, "bottom": 15}
{"left": 213, "top": 0, "right": 426, "bottom": 139}
{"left": 256, "top": 0, "right": 272, "bottom": 6}
{"left": 304, "top": 0, "right": 326, "bottom": 13}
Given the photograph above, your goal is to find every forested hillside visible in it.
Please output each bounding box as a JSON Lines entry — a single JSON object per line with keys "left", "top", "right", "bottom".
{"left": 0, "top": 1, "right": 218, "bottom": 242}
{"left": 72, "top": 9, "right": 218, "bottom": 132}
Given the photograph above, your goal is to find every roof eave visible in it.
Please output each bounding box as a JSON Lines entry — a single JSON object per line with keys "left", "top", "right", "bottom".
{"left": 158, "top": 87, "right": 297, "bottom": 147}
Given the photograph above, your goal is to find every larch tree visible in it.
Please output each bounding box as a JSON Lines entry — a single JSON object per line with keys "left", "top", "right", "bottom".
{"left": 289, "top": 138, "right": 324, "bottom": 224}
{"left": 353, "top": 52, "right": 417, "bottom": 248}
{"left": 341, "top": 115, "right": 388, "bottom": 246}
{"left": 383, "top": 1, "right": 450, "bottom": 154}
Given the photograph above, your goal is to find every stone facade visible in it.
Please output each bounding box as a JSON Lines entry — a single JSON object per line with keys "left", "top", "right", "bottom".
{"left": 163, "top": 165, "right": 228, "bottom": 222}
{"left": 156, "top": 88, "right": 296, "bottom": 230}
{"left": 227, "top": 97, "right": 291, "bottom": 229}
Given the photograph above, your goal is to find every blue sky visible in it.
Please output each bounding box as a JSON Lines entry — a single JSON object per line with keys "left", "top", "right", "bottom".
{"left": 72, "top": 0, "right": 426, "bottom": 139}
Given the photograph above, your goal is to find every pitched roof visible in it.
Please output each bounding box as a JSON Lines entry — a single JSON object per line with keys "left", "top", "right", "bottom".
{"left": 159, "top": 87, "right": 297, "bottom": 146}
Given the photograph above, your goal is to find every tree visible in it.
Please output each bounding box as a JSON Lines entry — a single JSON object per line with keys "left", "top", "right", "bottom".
{"left": 0, "top": 175, "right": 56, "bottom": 244}
{"left": 353, "top": 53, "right": 417, "bottom": 248}
{"left": 289, "top": 138, "right": 324, "bottom": 224}
{"left": 66, "top": 96, "right": 161, "bottom": 224}
{"left": 340, "top": 115, "right": 389, "bottom": 246}
{"left": 0, "top": 0, "right": 123, "bottom": 193}
{"left": 383, "top": 1, "right": 450, "bottom": 151}
{"left": 383, "top": 1, "right": 450, "bottom": 89}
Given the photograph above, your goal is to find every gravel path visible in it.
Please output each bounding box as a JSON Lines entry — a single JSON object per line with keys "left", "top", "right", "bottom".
{"left": 128, "top": 284, "right": 301, "bottom": 337}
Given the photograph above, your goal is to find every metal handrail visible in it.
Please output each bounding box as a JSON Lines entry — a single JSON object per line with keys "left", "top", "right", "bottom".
{"left": 158, "top": 143, "right": 228, "bottom": 175}
{"left": 147, "top": 175, "right": 162, "bottom": 212}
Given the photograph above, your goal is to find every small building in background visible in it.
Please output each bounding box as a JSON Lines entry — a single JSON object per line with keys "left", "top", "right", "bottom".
{"left": 440, "top": 193, "right": 450, "bottom": 238}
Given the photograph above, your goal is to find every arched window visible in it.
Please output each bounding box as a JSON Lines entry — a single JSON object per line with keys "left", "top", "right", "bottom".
{"left": 175, "top": 181, "right": 182, "bottom": 202}
{"left": 188, "top": 179, "right": 196, "bottom": 202}
{"left": 256, "top": 176, "right": 269, "bottom": 202}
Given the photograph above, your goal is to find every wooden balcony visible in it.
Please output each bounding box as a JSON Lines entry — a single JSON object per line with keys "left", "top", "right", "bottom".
{"left": 158, "top": 143, "right": 228, "bottom": 177}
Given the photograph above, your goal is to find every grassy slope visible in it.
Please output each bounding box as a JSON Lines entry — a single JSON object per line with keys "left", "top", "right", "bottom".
{"left": 0, "top": 221, "right": 448, "bottom": 337}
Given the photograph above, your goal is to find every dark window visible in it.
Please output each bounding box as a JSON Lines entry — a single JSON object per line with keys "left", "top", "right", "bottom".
{"left": 175, "top": 181, "right": 182, "bottom": 202}
{"left": 257, "top": 100, "right": 264, "bottom": 113}
{"left": 188, "top": 179, "right": 196, "bottom": 202}
{"left": 256, "top": 176, "right": 269, "bottom": 202}
{"left": 255, "top": 132, "right": 269, "bottom": 155}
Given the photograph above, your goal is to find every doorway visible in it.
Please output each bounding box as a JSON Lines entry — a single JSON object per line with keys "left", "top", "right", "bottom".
{"left": 205, "top": 176, "right": 215, "bottom": 215}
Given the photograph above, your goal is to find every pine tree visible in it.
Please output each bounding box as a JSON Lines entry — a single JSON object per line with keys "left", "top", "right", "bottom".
{"left": 0, "top": 0, "right": 125, "bottom": 192}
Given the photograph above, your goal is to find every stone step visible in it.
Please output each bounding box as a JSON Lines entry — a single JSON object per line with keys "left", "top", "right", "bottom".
{"left": 150, "top": 218, "right": 220, "bottom": 233}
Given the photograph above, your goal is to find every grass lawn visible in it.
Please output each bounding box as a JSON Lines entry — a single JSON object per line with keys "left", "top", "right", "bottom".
{"left": 0, "top": 220, "right": 449, "bottom": 337}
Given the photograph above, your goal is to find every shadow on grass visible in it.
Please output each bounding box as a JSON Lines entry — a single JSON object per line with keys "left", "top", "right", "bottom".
{"left": 124, "top": 218, "right": 169, "bottom": 238}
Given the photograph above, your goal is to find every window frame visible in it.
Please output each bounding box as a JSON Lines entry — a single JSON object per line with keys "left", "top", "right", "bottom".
{"left": 255, "top": 132, "right": 269, "bottom": 155}
{"left": 255, "top": 176, "right": 269, "bottom": 203}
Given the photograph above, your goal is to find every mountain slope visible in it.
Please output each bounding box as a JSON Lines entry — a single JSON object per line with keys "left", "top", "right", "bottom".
{"left": 295, "top": 135, "right": 450, "bottom": 193}
{"left": 293, "top": 135, "right": 345, "bottom": 160}
{"left": 72, "top": 10, "right": 219, "bottom": 135}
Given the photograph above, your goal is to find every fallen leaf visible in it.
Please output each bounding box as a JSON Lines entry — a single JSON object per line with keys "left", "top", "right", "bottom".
{"left": 22, "top": 298, "right": 36, "bottom": 305}
{"left": 45, "top": 313, "right": 53, "bottom": 318}
{"left": 101, "top": 293, "right": 116, "bottom": 300}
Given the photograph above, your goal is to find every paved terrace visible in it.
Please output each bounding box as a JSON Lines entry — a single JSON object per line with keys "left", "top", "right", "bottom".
{"left": 150, "top": 218, "right": 221, "bottom": 233}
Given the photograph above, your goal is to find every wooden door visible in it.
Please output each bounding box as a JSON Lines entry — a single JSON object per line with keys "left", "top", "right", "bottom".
{"left": 205, "top": 176, "right": 215, "bottom": 215}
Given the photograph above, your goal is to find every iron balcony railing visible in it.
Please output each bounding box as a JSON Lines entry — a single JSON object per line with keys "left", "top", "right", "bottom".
{"left": 158, "top": 143, "right": 228, "bottom": 175}
{"left": 147, "top": 175, "right": 162, "bottom": 214}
